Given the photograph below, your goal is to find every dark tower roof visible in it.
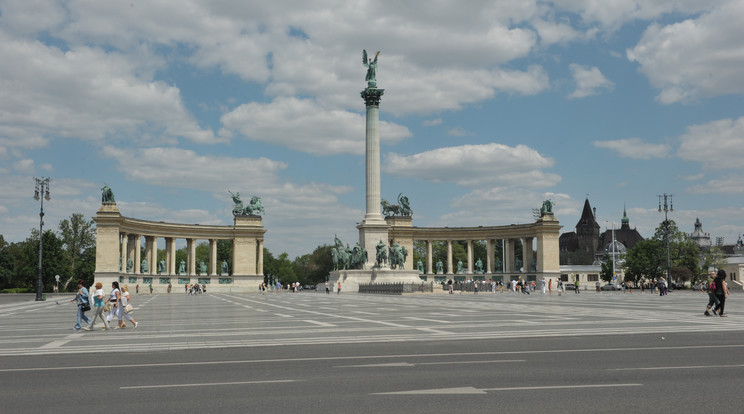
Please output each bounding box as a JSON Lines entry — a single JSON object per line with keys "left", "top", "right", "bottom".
{"left": 576, "top": 199, "right": 599, "bottom": 230}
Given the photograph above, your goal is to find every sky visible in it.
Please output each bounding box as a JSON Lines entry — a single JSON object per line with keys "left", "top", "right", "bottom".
{"left": 1, "top": 0, "right": 744, "bottom": 258}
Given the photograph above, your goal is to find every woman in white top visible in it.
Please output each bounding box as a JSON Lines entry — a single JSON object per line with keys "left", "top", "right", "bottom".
{"left": 106, "top": 281, "right": 121, "bottom": 326}
{"left": 119, "top": 285, "right": 138, "bottom": 329}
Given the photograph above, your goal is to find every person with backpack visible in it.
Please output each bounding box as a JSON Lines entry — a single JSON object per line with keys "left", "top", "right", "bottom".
{"left": 704, "top": 271, "right": 719, "bottom": 316}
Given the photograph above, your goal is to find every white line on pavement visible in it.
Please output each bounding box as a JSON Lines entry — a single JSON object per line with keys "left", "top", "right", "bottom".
{"left": 120, "top": 379, "right": 300, "bottom": 390}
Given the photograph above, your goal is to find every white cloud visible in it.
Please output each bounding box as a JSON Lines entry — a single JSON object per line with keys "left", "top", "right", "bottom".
{"left": 567, "top": 64, "right": 614, "bottom": 99}
{"left": 627, "top": 1, "right": 744, "bottom": 103}
{"left": 423, "top": 118, "right": 443, "bottom": 127}
{"left": 677, "top": 117, "right": 744, "bottom": 169}
{"left": 440, "top": 189, "right": 574, "bottom": 227}
{"left": 220, "top": 97, "right": 412, "bottom": 155}
{"left": 384, "top": 143, "right": 559, "bottom": 188}
{"left": 12, "top": 159, "right": 34, "bottom": 174}
{"left": 0, "top": 31, "right": 216, "bottom": 147}
{"left": 687, "top": 176, "right": 744, "bottom": 194}
{"left": 593, "top": 137, "right": 671, "bottom": 159}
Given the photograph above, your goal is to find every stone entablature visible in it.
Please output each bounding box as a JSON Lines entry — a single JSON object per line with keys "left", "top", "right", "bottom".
{"left": 93, "top": 203, "right": 265, "bottom": 292}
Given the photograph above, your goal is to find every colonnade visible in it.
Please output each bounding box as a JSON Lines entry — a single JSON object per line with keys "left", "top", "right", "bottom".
{"left": 94, "top": 203, "right": 265, "bottom": 292}
{"left": 386, "top": 214, "right": 561, "bottom": 279}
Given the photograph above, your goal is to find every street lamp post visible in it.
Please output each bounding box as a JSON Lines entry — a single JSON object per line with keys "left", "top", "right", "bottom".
{"left": 33, "top": 177, "right": 51, "bottom": 301}
{"left": 605, "top": 221, "right": 617, "bottom": 283}
{"left": 658, "top": 194, "right": 673, "bottom": 283}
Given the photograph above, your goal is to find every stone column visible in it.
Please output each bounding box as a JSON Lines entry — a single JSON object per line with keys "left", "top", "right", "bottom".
{"left": 523, "top": 237, "right": 534, "bottom": 272}
{"left": 133, "top": 235, "right": 141, "bottom": 275}
{"left": 257, "top": 239, "right": 264, "bottom": 275}
{"left": 166, "top": 237, "right": 176, "bottom": 275}
{"left": 209, "top": 239, "right": 218, "bottom": 276}
{"left": 446, "top": 240, "right": 453, "bottom": 274}
{"left": 486, "top": 239, "right": 494, "bottom": 274}
{"left": 467, "top": 240, "right": 473, "bottom": 274}
{"left": 149, "top": 237, "right": 157, "bottom": 275}
{"left": 187, "top": 238, "right": 196, "bottom": 276}
{"left": 357, "top": 87, "right": 389, "bottom": 268}
{"left": 504, "top": 239, "right": 514, "bottom": 273}
{"left": 120, "top": 232, "right": 128, "bottom": 273}
{"left": 426, "top": 240, "right": 433, "bottom": 274}
{"left": 144, "top": 236, "right": 154, "bottom": 275}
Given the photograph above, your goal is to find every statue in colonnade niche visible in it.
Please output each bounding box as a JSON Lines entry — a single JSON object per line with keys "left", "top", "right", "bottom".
{"left": 417, "top": 259, "right": 424, "bottom": 274}
{"left": 101, "top": 184, "right": 115, "bottom": 204}
{"left": 141, "top": 258, "right": 148, "bottom": 273}
{"left": 158, "top": 259, "right": 166, "bottom": 274}
{"left": 200, "top": 261, "right": 207, "bottom": 275}
{"left": 475, "top": 258, "right": 483, "bottom": 273}
{"left": 126, "top": 257, "right": 133, "bottom": 273}
{"left": 221, "top": 260, "right": 228, "bottom": 275}
{"left": 435, "top": 260, "right": 443, "bottom": 274}
{"left": 515, "top": 257, "right": 522, "bottom": 271}
{"left": 178, "top": 259, "right": 186, "bottom": 275}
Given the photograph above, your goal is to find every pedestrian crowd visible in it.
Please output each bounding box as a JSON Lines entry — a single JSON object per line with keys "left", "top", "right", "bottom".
{"left": 71, "top": 280, "right": 138, "bottom": 331}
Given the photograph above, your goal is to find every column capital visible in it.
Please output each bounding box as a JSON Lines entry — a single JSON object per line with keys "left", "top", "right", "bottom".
{"left": 361, "top": 88, "right": 385, "bottom": 106}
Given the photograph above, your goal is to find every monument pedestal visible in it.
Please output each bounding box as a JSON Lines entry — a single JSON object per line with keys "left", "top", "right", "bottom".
{"left": 357, "top": 220, "right": 389, "bottom": 269}
{"left": 330, "top": 268, "right": 422, "bottom": 293}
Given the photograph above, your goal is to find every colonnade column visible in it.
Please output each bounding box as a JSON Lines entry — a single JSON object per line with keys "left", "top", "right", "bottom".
{"left": 446, "top": 240, "right": 453, "bottom": 274}
{"left": 144, "top": 236, "right": 154, "bottom": 275}
{"left": 209, "top": 239, "right": 218, "bottom": 276}
{"left": 166, "top": 237, "right": 175, "bottom": 275}
{"left": 426, "top": 240, "right": 433, "bottom": 274}
{"left": 133, "top": 235, "right": 141, "bottom": 274}
{"left": 187, "top": 238, "right": 195, "bottom": 276}
{"left": 120, "top": 232, "right": 128, "bottom": 273}
{"left": 257, "top": 239, "right": 264, "bottom": 275}
{"left": 127, "top": 235, "right": 136, "bottom": 274}
{"left": 523, "top": 237, "right": 534, "bottom": 272}
{"left": 504, "top": 239, "right": 514, "bottom": 273}
{"left": 466, "top": 240, "right": 473, "bottom": 274}
{"left": 486, "top": 239, "right": 494, "bottom": 273}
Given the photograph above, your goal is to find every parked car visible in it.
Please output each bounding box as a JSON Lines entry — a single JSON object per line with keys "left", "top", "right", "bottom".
{"left": 601, "top": 283, "right": 622, "bottom": 291}
{"left": 563, "top": 283, "right": 576, "bottom": 291}
{"left": 692, "top": 283, "right": 705, "bottom": 291}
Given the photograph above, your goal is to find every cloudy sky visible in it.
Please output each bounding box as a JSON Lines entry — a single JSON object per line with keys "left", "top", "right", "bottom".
{"left": 1, "top": 0, "right": 743, "bottom": 257}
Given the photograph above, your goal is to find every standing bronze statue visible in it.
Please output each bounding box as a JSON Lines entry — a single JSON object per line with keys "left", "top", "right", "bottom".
{"left": 363, "top": 50, "right": 380, "bottom": 89}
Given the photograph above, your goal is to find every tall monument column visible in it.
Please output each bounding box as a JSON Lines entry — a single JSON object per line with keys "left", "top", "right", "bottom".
{"left": 357, "top": 51, "right": 389, "bottom": 267}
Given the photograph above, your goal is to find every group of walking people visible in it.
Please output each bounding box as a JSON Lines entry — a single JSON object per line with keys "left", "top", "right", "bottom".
{"left": 72, "top": 280, "right": 139, "bottom": 330}
{"left": 704, "top": 269, "right": 730, "bottom": 317}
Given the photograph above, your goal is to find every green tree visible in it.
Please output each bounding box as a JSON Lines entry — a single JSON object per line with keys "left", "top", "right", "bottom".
{"left": 58, "top": 213, "right": 96, "bottom": 290}
{"left": 23, "top": 230, "right": 70, "bottom": 292}
{"left": 699, "top": 245, "right": 727, "bottom": 284}
{"left": 622, "top": 239, "right": 665, "bottom": 283}
{"left": 652, "top": 219, "right": 700, "bottom": 282}
{"left": 295, "top": 244, "right": 333, "bottom": 284}
{"left": 599, "top": 254, "right": 615, "bottom": 283}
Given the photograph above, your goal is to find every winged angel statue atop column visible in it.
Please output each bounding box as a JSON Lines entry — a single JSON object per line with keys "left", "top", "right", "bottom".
{"left": 363, "top": 49, "right": 380, "bottom": 88}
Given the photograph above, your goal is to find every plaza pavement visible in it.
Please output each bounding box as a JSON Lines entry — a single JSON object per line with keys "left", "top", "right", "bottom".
{"left": 0, "top": 289, "right": 740, "bottom": 357}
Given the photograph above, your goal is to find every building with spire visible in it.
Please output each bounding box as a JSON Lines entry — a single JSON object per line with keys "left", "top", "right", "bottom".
{"left": 689, "top": 217, "right": 712, "bottom": 249}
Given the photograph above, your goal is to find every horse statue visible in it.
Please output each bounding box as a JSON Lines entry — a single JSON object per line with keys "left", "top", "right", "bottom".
{"left": 331, "top": 245, "right": 351, "bottom": 270}
{"left": 244, "top": 196, "right": 265, "bottom": 216}
{"left": 388, "top": 242, "right": 407, "bottom": 270}
{"left": 230, "top": 191, "right": 265, "bottom": 216}
{"left": 381, "top": 193, "right": 412, "bottom": 217}
{"left": 350, "top": 243, "right": 368, "bottom": 270}
{"left": 375, "top": 240, "right": 387, "bottom": 267}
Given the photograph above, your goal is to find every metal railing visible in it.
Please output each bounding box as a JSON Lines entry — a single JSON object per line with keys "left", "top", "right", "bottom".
{"left": 358, "top": 282, "right": 434, "bottom": 295}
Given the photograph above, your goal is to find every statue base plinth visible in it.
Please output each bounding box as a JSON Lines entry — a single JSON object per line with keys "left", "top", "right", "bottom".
{"left": 329, "top": 269, "right": 423, "bottom": 293}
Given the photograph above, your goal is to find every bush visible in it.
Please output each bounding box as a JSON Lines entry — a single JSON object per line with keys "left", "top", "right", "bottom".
{"left": 0, "top": 287, "right": 34, "bottom": 293}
